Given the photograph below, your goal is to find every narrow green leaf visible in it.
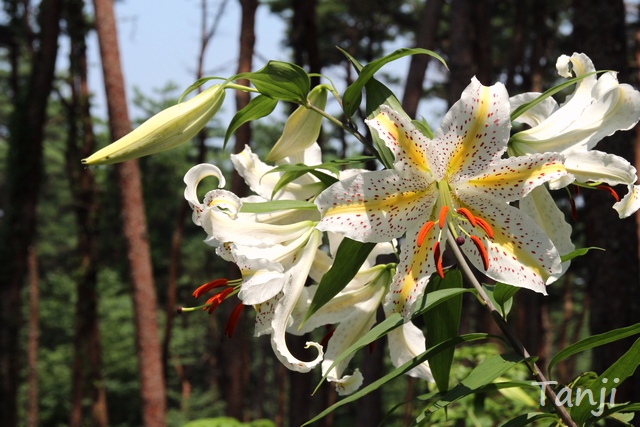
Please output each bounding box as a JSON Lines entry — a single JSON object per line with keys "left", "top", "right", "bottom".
{"left": 571, "top": 337, "right": 640, "bottom": 425}
{"left": 548, "top": 322, "right": 640, "bottom": 373}
{"left": 236, "top": 60, "right": 310, "bottom": 102}
{"left": 315, "top": 287, "right": 475, "bottom": 396}
{"left": 342, "top": 47, "right": 447, "bottom": 118}
{"left": 415, "top": 354, "right": 525, "bottom": 424}
{"left": 499, "top": 412, "right": 559, "bottom": 427}
{"left": 303, "top": 333, "right": 489, "bottom": 426}
{"left": 267, "top": 163, "right": 339, "bottom": 199}
{"left": 239, "top": 200, "right": 318, "bottom": 213}
{"left": 223, "top": 95, "right": 278, "bottom": 148}
{"left": 178, "top": 76, "right": 226, "bottom": 102}
{"left": 302, "top": 238, "right": 377, "bottom": 325}
{"left": 585, "top": 403, "right": 640, "bottom": 426}
{"left": 560, "top": 246, "right": 604, "bottom": 263}
{"left": 423, "top": 270, "right": 464, "bottom": 392}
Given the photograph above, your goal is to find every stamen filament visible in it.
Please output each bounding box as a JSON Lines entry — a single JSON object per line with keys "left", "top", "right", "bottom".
{"left": 438, "top": 206, "right": 449, "bottom": 229}
{"left": 456, "top": 207, "right": 477, "bottom": 227}
{"left": 432, "top": 240, "right": 444, "bottom": 278}
{"left": 474, "top": 217, "right": 494, "bottom": 239}
{"left": 470, "top": 235, "right": 489, "bottom": 271}
{"left": 417, "top": 221, "right": 436, "bottom": 247}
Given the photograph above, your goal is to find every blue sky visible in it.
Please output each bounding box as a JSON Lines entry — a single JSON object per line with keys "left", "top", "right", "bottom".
{"left": 87, "top": 0, "right": 288, "bottom": 119}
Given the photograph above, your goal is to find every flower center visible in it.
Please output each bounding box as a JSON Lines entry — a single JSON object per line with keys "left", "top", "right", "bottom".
{"left": 416, "top": 180, "right": 493, "bottom": 278}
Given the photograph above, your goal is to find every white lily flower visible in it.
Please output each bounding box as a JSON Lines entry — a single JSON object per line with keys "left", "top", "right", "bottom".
{"left": 510, "top": 52, "right": 640, "bottom": 219}
{"left": 316, "top": 78, "right": 567, "bottom": 320}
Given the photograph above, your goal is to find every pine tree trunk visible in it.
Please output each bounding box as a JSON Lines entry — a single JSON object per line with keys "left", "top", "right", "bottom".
{"left": 0, "top": 1, "right": 62, "bottom": 425}
{"left": 91, "top": 0, "right": 167, "bottom": 424}
{"left": 26, "top": 245, "right": 39, "bottom": 427}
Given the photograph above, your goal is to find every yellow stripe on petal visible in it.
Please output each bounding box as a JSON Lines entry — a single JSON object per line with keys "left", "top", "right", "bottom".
{"left": 369, "top": 108, "right": 431, "bottom": 174}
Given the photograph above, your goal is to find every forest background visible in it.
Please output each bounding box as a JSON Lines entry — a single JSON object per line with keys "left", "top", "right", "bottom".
{"left": 1, "top": 0, "right": 640, "bottom": 426}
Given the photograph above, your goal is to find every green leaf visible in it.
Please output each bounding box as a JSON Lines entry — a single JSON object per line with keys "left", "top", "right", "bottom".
{"left": 236, "top": 61, "right": 310, "bottom": 103}
{"left": 423, "top": 270, "right": 464, "bottom": 392}
{"left": 548, "top": 322, "right": 640, "bottom": 374}
{"left": 510, "top": 71, "right": 602, "bottom": 122}
{"left": 302, "top": 238, "right": 377, "bottom": 325}
{"left": 499, "top": 412, "right": 559, "bottom": 427}
{"left": 315, "top": 287, "right": 475, "bottom": 396}
{"left": 412, "top": 117, "right": 434, "bottom": 139}
{"left": 560, "top": 246, "right": 604, "bottom": 263}
{"left": 303, "top": 333, "right": 489, "bottom": 426}
{"left": 492, "top": 282, "right": 520, "bottom": 318}
{"left": 571, "top": 337, "right": 640, "bottom": 425}
{"left": 342, "top": 47, "right": 447, "bottom": 118}
{"left": 239, "top": 200, "right": 318, "bottom": 213}
{"left": 223, "top": 94, "right": 278, "bottom": 148}
{"left": 415, "top": 354, "right": 526, "bottom": 424}
{"left": 585, "top": 403, "right": 640, "bottom": 426}
{"left": 266, "top": 163, "right": 339, "bottom": 199}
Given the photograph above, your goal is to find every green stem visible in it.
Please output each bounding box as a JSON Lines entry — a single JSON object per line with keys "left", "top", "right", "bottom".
{"left": 305, "top": 103, "right": 377, "bottom": 156}
{"left": 445, "top": 229, "right": 577, "bottom": 427}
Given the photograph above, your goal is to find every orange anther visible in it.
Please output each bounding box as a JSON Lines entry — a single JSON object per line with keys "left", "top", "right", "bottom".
{"left": 456, "top": 207, "right": 477, "bottom": 227}
{"left": 224, "top": 303, "right": 244, "bottom": 338}
{"left": 474, "top": 217, "right": 494, "bottom": 239}
{"left": 193, "top": 278, "right": 229, "bottom": 298}
{"left": 470, "top": 235, "right": 489, "bottom": 271}
{"left": 204, "top": 287, "right": 234, "bottom": 313}
{"left": 596, "top": 185, "right": 620, "bottom": 202}
{"left": 417, "top": 221, "right": 435, "bottom": 247}
{"left": 432, "top": 240, "right": 444, "bottom": 278}
{"left": 438, "top": 206, "right": 449, "bottom": 229}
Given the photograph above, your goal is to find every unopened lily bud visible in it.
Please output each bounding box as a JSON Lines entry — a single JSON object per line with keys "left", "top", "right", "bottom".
{"left": 82, "top": 84, "right": 226, "bottom": 166}
{"left": 266, "top": 85, "right": 327, "bottom": 162}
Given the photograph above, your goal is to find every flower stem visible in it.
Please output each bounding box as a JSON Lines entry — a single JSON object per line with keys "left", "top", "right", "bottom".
{"left": 445, "top": 230, "right": 577, "bottom": 427}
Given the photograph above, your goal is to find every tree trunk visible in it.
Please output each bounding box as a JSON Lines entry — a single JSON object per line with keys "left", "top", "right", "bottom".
{"left": 91, "top": 0, "right": 167, "bottom": 424}
{"left": 574, "top": 0, "right": 640, "bottom": 405}
{"left": 446, "top": 0, "right": 474, "bottom": 106}
{"left": 64, "top": 0, "right": 109, "bottom": 424}
{"left": 26, "top": 245, "right": 39, "bottom": 427}
{"left": 216, "top": 0, "right": 258, "bottom": 420}
{"left": 401, "top": 0, "right": 444, "bottom": 118}
{"left": 0, "top": 1, "right": 62, "bottom": 425}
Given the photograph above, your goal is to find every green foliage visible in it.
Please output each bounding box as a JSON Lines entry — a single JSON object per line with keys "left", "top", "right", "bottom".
{"left": 183, "top": 417, "right": 276, "bottom": 427}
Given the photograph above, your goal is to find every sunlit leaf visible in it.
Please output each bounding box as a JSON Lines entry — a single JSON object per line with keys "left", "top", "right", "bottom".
{"left": 239, "top": 200, "right": 318, "bottom": 213}
{"left": 342, "top": 47, "right": 447, "bottom": 118}
{"left": 303, "top": 333, "right": 489, "bottom": 426}
{"left": 236, "top": 60, "right": 310, "bottom": 102}
{"left": 414, "top": 354, "right": 526, "bottom": 425}
{"left": 571, "top": 337, "right": 640, "bottom": 425}
{"left": 301, "top": 238, "right": 377, "bottom": 325}
{"left": 548, "top": 322, "right": 640, "bottom": 374}
{"left": 223, "top": 94, "right": 278, "bottom": 148}
{"left": 560, "top": 246, "right": 604, "bottom": 263}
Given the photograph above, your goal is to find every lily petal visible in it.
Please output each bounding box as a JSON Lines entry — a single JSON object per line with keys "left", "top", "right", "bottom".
{"left": 315, "top": 170, "right": 437, "bottom": 243}
{"left": 519, "top": 186, "right": 575, "bottom": 276}
{"left": 427, "top": 77, "right": 511, "bottom": 180}
{"left": 386, "top": 321, "right": 433, "bottom": 381}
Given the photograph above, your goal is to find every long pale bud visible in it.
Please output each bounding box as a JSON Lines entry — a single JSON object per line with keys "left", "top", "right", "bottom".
{"left": 266, "top": 85, "right": 327, "bottom": 162}
{"left": 83, "top": 84, "right": 226, "bottom": 165}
